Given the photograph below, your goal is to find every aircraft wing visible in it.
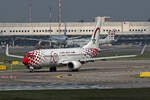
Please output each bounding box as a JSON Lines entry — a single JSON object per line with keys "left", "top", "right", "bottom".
{"left": 60, "top": 54, "right": 137, "bottom": 65}
{"left": 5, "top": 44, "right": 24, "bottom": 58}
{"left": 68, "top": 36, "right": 82, "bottom": 40}
{"left": 16, "top": 37, "right": 51, "bottom": 42}
{"left": 80, "top": 55, "right": 137, "bottom": 62}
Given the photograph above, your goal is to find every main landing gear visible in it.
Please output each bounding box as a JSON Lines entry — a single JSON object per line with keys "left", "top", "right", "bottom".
{"left": 49, "top": 66, "right": 57, "bottom": 72}
{"left": 27, "top": 66, "right": 34, "bottom": 72}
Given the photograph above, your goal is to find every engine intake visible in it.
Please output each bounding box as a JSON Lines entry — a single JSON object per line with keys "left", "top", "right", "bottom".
{"left": 68, "top": 61, "right": 81, "bottom": 71}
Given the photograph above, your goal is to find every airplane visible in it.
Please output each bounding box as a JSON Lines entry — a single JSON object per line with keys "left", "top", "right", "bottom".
{"left": 6, "top": 17, "right": 137, "bottom": 72}
{"left": 70, "top": 30, "right": 117, "bottom": 47}
{"left": 37, "top": 29, "right": 117, "bottom": 48}
{"left": 100, "top": 29, "right": 117, "bottom": 44}
{"left": 16, "top": 24, "right": 80, "bottom": 48}
{"left": 16, "top": 23, "right": 117, "bottom": 48}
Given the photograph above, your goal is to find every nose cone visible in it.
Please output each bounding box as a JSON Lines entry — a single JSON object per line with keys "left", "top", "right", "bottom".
{"left": 22, "top": 57, "right": 29, "bottom": 65}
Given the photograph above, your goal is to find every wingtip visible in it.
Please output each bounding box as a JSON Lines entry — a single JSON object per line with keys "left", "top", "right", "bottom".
{"left": 5, "top": 44, "right": 9, "bottom": 56}
{"left": 140, "top": 44, "right": 147, "bottom": 55}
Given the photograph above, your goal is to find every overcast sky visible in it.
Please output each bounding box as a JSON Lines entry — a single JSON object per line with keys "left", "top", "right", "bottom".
{"left": 0, "top": 0, "right": 149, "bottom": 22}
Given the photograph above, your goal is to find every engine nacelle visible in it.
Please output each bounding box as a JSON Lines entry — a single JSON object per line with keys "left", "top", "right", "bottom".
{"left": 68, "top": 61, "right": 81, "bottom": 71}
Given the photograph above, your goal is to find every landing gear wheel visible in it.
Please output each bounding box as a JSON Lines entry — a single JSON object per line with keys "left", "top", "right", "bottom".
{"left": 72, "top": 69, "right": 79, "bottom": 72}
{"left": 29, "top": 66, "right": 34, "bottom": 72}
{"left": 49, "top": 66, "right": 57, "bottom": 72}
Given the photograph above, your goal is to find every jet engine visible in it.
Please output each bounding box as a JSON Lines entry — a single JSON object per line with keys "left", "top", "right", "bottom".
{"left": 68, "top": 61, "right": 81, "bottom": 71}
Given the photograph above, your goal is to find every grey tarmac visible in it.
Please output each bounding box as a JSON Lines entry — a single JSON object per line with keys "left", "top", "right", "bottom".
{"left": 0, "top": 60, "right": 150, "bottom": 90}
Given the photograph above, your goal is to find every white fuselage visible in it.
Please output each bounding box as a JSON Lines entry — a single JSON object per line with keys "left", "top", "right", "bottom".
{"left": 23, "top": 47, "right": 98, "bottom": 69}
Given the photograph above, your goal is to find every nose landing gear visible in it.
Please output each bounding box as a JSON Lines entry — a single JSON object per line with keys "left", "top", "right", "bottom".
{"left": 27, "top": 66, "right": 34, "bottom": 72}
{"left": 49, "top": 66, "right": 57, "bottom": 72}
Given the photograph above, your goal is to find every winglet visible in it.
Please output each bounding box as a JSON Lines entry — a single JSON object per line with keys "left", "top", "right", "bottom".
{"left": 107, "top": 30, "right": 116, "bottom": 40}
{"left": 140, "top": 44, "right": 147, "bottom": 55}
{"left": 5, "top": 44, "right": 9, "bottom": 56}
{"left": 5, "top": 44, "right": 24, "bottom": 59}
{"left": 64, "top": 23, "right": 67, "bottom": 36}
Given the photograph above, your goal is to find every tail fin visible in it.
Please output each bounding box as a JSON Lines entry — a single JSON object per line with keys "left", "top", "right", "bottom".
{"left": 83, "top": 17, "right": 102, "bottom": 49}
{"left": 64, "top": 23, "right": 67, "bottom": 36}
{"left": 107, "top": 29, "right": 116, "bottom": 40}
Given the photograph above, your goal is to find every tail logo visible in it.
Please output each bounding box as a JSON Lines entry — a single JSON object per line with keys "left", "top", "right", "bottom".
{"left": 92, "top": 38, "right": 96, "bottom": 44}
{"left": 92, "top": 27, "right": 100, "bottom": 44}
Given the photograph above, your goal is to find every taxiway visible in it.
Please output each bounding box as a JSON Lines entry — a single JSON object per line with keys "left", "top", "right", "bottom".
{"left": 0, "top": 60, "right": 150, "bottom": 90}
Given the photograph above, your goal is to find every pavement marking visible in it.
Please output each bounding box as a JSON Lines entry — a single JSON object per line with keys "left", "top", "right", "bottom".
{"left": 56, "top": 75, "right": 63, "bottom": 79}
{"left": 55, "top": 74, "right": 80, "bottom": 81}
{"left": 128, "top": 66, "right": 147, "bottom": 68}
{"left": 140, "top": 72, "right": 150, "bottom": 77}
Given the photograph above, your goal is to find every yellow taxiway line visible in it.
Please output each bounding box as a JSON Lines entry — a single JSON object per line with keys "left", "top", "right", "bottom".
{"left": 56, "top": 75, "right": 63, "bottom": 79}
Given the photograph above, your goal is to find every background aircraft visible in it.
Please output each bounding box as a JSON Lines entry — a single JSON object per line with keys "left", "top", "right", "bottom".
{"left": 70, "top": 30, "right": 117, "bottom": 47}
{"left": 16, "top": 24, "right": 117, "bottom": 49}
{"left": 16, "top": 24, "right": 81, "bottom": 48}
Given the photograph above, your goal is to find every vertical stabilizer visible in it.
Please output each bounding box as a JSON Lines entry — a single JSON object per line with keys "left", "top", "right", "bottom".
{"left": 64, "top": 23, "right": 67, "bottom": 36}
{"left": 107, "top": 30, "right": 116, "bottom": 40}
{"left": 83, "top": 17, "right": 102, "bottom": 49}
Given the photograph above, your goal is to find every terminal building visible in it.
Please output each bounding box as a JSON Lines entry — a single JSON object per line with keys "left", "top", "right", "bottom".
{"left": 0, "top": 16, "right": 150, "bottom": 36}
{"left": 0, "top": 16, "right": 150, "bottom": 46}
